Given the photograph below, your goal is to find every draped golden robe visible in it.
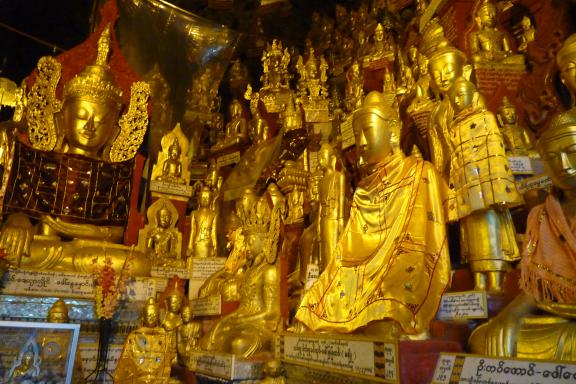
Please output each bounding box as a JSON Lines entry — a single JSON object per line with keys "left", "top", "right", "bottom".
{"left": 296, "top": 154, "right": 451, "bottom": 334}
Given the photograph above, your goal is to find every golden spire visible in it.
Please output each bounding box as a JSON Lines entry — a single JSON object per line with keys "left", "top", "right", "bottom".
{"left": 95, "top": 25, "right": 111, "bottom": 67}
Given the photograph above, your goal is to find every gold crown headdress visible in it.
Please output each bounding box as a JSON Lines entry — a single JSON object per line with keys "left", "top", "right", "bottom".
{"left": 540, "top": 108, "right": 576, "bottom": 144}
{"left": 497, "top": 96, "right": 515, "bottom": 112}
{"left": 419, "top": 18, "right": 450, "bottom": 57}
{"left": 63, "top": 25, "right": 123, "bottom": 108}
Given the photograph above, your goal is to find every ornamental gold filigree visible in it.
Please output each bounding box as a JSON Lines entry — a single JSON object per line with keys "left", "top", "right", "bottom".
{"left": 108, "top": 81, "right": 151, "bottom": 163}
{"left": 26, "top": 56, "right": 62, "bottom": 151}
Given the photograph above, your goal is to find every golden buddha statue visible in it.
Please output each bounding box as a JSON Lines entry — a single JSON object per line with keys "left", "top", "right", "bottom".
{"left": 317, "top": 142, "right": 348, "bottom": 271}
{"left": 425, "top": 38, "right": 469, "bottom": 178}
{"left": 518, "top": 15, "right": 535, "bottom": 53}
{"left": 447, "top": 77, "right": 522, "bottom": 292}
{"left": 151, "top": 123, "right": 191, "bottom": 186}
{"left": 344, "top": 59, "right": 365, "bottom": 114}
{"left": 114, "top": 298, "right": 173, "bottom": 383}
{"left": 201, "top": 193, "right": 282, "bottom": 357}
{"left": 198, "top": 188, "right": 257, "bottom": 300}
{"left": 139, "top": 198, "right": 183, "bottom": 268}
{"left": 469, "top": 107, "right": 576, "bottom": 360}
{"left": 296, "top": 91, "right": 451, "bottom": 337}
{"left": 496, "top": 96, "right": 537, "bottom": 156}
{"left": 251, "top": 39, "right": 292, "bottom": 113}
{"left": 0, "top": 26, "right": 151, "bottom": 276}
{"left": 258, "top": 360, "right": 286, "bottom": 384}
{"left": 187, "top": 186, "right": 217, "bottom": 258}
{"left": 367, "top": 23, "right": 395, "bottom": 62}
{"left": 177, "top": 305, "right": 201, "bottom": 366}
{"left": 7, "top": 347, "right": 40, "bottom": 383}
{"left": 469, "top": 0, "right": 524, "bottom": 65}
{"left": 212, "top": 99, "right": 249, "bottom": 151}
{"left": 162, "top": 286, "right": 185, "bottom": 333}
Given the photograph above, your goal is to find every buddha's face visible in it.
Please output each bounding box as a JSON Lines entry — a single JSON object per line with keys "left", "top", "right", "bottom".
{"left": 157, "top": 208, "right": 171, "bottom": 228}
{"left": 247, "top": 233, "right": 264, "bottom": 258}
{"left": 521, "top": 16, "right": 531, "bottom": 31}
{"left": 167, "top": 294, "right": 183, "bottom": 313}
{"left": 375, "top": 28, "right": 384, "bottom": 42}
{"left": 540, "top": 130, "right": 576, "bottom": 191}
{"left": 429, "top": 54, "right": 464, "bottom": 94}
{"left": 48, "top": 311, "right": 68, "bottom": 323}
{"left": 353, "top": 112, "right": 393, "bottom": 168}
{"left": 560, "top": 60, "right": 576, "bottom": 96}
{"left": 199, "top": 190, "right": 211, "bottom": 208}
{"left": 499, "top": 105, "right": 517, "bottom": 124}
{"left": 144, "top": 307, "right": 158, "bottom": 327}
{"left": 169, "top": 144, "right": 180, "bottom": 160}
{"left": 478, "top": 5, "right": 496, "bottom": 28}
{"left": 265, "top": 360, "right": 282, "bottom": 377}
{"left": 62, "top": 97, "right": 120, "bottom": 156}
{"left": 449, "top": 85, "right": 474, "bottom": 113}
{"left": 21, "top": 352, "right": 33, "bottom": 367}
{"left": 230, "top": 101, "right": 242, "bottom": 119}
{"left": 181, "top": 306, "right": 192, "bottom": 323}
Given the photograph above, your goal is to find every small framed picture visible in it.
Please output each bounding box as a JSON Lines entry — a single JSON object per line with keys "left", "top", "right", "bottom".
{"left": 0, "top": 320, "right": 80, "bottom": 384}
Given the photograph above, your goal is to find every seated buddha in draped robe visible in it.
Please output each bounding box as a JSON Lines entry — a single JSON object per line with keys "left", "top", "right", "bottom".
{"left": 0, "top": 25, "right": 151, "bottom": 276}
{"left": 295, "top": 92, "right": 451, "bottom": 337}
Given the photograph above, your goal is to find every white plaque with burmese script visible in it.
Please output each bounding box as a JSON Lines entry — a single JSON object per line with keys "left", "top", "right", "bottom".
{"left": 436, "top": 291, "right": 488, "bottom": 320}
{"left": 190, "top": 295, "right": 221, "bottom": 316}
{"left": 432, "top": 353, "right": 576, "bottom": 384}
{"left": 188, "top": 257, "right": 226, "bottom": 299}
{"left": 277, "top": 333, "right": 398, "bottom": 382}
{"left": 2, "top": 270, "right": 155, "bottom": 301}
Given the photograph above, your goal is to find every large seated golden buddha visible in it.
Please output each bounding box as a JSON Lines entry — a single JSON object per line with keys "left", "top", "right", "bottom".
{"left": 295, "top": 92, "right": 451, "bottom": 337}
{"left": 0, "top": 25, "right": 152, "bottom": 276}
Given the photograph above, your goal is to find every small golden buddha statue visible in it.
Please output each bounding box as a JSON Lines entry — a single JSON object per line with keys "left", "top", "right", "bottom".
{"left": 0, "top": 25, "right": 151, "bottom": 276}
{"left": 198, "top": 188, "right": 256, "bottom": 299}
{"left": 187, "top": 187, "right": 217, "bottom": 258}
{"left": 469, "top": 0, "right": 524, "bottom": 65}
{"left": 367, "top": 23, "right": 395, "bottom": 62}
{"left": 518, "top": 15, "right": 535, "bottom": 53}
{"left": 425, "top": 38, "right": 469, "bottom": 178}
{"left": 344, "top": 59, "right": 365, "bottom": 114}
{"left": 7, "top": 347, "right": 40, "bottom": 383}
{"left": 201, "top": 193, "right": 282, "bottom": 357}
{"left": 177, "top": 305, "right": 201, "bottom": 366}
{"left": 114, "top": 298, "right": 173, "bottom": 383}
{"left": 469, "top": 107, "right": 576, "bottom": 360}
{"left": 496, "top": 96, "right": 537, "bottom": 156}
{"left": 212, "top": 99, "right": 249, "bottom": 151}
{"left": 151, "top": 123, "right": 190, "bottom": 185}
{"left": 447, "top": 77, "right": 522, "bottom": 292}
{"left": 162, "top": 285, "right": 185, "bottom": 333}
{"left": 317, "top": 142, "right": 348, "bottom": 271}
{"left": 258, "top": 360, "right": 286, "bottom": 384}
{"left": 296, "top": 91, "right": 451, "bottom": 337}
{"left": 139, "top": 198, "right": 183, "bottom": 268}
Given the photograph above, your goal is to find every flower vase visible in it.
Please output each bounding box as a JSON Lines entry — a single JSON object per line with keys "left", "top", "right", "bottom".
{"left": 84, "top": 317, "right": 113, "bottom": 383}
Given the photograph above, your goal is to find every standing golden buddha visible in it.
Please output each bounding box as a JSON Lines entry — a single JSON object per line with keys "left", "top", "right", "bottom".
{"left": 447, "top": 77, "right": 522, "bottom": 292}
{"left": 317, "top": 142, "right": 348, "bottom": 271}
